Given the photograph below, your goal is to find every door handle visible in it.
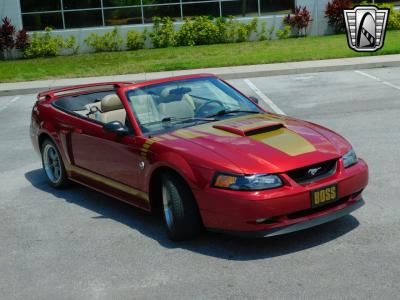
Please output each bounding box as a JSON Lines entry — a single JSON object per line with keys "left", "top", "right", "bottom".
{"left": 59, "top": 127, "right": 83, "bottom": 134}
{"left": 73, "top": 128, "right": 83, "bottom": 134}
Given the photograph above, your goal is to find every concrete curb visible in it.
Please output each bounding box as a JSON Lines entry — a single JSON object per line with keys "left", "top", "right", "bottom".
{"left": 1, "top": 54, "right": 400, "bottom": 96}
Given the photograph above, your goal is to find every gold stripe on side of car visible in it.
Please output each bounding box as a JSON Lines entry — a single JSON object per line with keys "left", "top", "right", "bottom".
{"left": 139, "top": 137, "right": 164, "bottom": 159}
{"left": 250, "top": 128, "right": 316, "bottom": 156}
{"left": 68, "top": 165, "right": 149, "bottom": 202}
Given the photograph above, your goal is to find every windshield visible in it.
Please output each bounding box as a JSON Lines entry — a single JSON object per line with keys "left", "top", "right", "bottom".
{"left": 126, "top": 77, "right": 261, "bottom": 135}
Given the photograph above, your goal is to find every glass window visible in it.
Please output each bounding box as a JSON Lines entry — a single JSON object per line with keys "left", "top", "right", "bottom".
{"left": 104, "top": 8, "right": 142, "bottom": 25}
{"left": 64, "top": 10, "right": 103, "bottom": 28}
{"left": 182, "top": 2, "right": 220, "bottom": 18}
{"left": 143, "top": 0, "right": 180, "bottom": 4}
{"left": 63, "top": 0, "right": 101, "bottom": 10}
{"left": 22, "top": 13, "right": 64, "bottom": 31}
{"left": 221, "top": 0, "right": 259, "bottom": 17}
{"left": 143, "top": 5, "right": 181, "bottom": 23}
{"left": 260, "top": 0, "right": 294, "bottom": 15}
{"left": 103, "top": 0, "right": 141, "bottom": 7}
{"left": 20, "top": 0, "right": 61, "bottom": 13}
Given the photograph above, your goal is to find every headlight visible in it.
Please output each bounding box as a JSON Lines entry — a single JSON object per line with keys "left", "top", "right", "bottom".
{"left": 342, "top": 148, "right": 358, "bottom": 168}
{"left": 213, "top": 173, "right": 283, "bottom": 190}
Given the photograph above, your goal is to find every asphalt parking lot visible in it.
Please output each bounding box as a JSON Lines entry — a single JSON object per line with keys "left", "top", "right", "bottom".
{"left": 1, "top": 67, "right": 399, "bottom": 299}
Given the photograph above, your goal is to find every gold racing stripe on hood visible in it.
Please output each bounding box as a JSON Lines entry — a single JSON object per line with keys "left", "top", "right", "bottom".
{"left": 173, "top": 129, "right": 207, "bottom": 139}
{"left": 250, "top": 127, "right": 316, "bottom": 156}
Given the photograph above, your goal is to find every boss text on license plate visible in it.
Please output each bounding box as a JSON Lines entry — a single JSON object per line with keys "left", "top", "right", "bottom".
{"left": 311, "top": 184, "right": 338, "bottom": 208}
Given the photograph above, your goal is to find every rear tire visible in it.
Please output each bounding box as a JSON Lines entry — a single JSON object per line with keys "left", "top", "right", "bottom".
{"left": 41, "top": 139, "right": 69, "bottom": 188}
{"left": 161, "top": 172, "right": 202, "bottom": 241}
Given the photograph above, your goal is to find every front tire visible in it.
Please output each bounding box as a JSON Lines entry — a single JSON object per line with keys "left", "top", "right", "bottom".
{"left": 41, "top": 139, "right": 69, "bottom": 188}
{"left": 161, "top": 172, "right": 202, "bottom": 241}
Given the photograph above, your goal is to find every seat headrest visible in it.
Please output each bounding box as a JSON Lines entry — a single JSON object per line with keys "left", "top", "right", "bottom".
{"left": 101, "top": 94, "right": 123, "bottom": 112}
{"left": 134, "top": 94, "right": 152, "bottom": 106}
{"left": 160, "top": 86, "right": 178, "bottom": 98}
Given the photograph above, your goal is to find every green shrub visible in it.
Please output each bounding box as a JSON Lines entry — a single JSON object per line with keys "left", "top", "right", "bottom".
{"left": 150, "top": 17, "right": 177, "bottom": 48}
{"left": 257, "top": 22, "right": 275, "bottom": 41}
{"left": 276, "top": 25, "right": 291, "bottom": 39}
{"left": 377, "top": 3, "right": 400, "bottom": 30}
{"left": 65, "top": 36, "right": 79, "bottom": 55}
{"left": 246, "top": 17, "right": 259, "bottom": 40}
{"left": 223, "top": 17, "right": 258, "bottom": 43}
{"left": 23, "top": 27, "right": 77, "bottom": 58}
{"left": 84, "top": 27, "right": 123, "bottom": 52}
{"left": 214, "top": 17, "right": 229, "bottom": 43}
{"left": 177, "top": 16, "right": 220, "bottom": 46}
{"left": 267, "top": 25, "right": 276, "bottom": 40}
{"left": 257, "top": 21, "right": 268, "bottom": 41}
{"left": 127, "top": 29, "right": 146, "bottom": 50}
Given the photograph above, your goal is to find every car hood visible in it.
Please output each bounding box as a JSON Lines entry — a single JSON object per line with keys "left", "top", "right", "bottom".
{"left": 164, "top": 113, "right": 351, "bottom": 174}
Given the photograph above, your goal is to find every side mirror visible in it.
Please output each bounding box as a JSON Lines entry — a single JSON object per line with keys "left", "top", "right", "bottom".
{"left": 103, "top": 121, "right": 129, "bottom": 135}
{"left": 249, "top": 96, "right": 259, "bottom": 104}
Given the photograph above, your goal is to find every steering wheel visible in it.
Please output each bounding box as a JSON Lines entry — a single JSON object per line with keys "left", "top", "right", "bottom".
{"left": 196, "top": 100, "right": 225, "bottom": 117}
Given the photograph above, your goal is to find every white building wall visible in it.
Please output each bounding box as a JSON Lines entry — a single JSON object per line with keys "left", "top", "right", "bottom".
{"left": 0, "top": 0, "right": 22, "bottom": 28}
{"left": 297, "top": 0, "right": 332, "bottom": 35}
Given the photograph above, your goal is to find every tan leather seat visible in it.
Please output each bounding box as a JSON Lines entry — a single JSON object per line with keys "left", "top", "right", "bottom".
{"left": 131, "top": 94, "right": 161, "bottom": 125}
{"left": 100, "top": 94, "right": 126, "bottom": 124}
{"left": 160, "top": 86, "right": 196, "bottom": 110}
{"left": 159, "top": 86, "right": 195, "bottom": 119}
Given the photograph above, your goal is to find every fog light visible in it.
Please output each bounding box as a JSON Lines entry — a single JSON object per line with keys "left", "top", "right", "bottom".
{"left": 256, "top": 218, "right": 268, "bottom": 224}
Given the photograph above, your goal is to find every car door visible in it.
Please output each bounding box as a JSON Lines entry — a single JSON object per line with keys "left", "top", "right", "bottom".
{"left": 66, "top": 112, "right": 147, "bottom": 208}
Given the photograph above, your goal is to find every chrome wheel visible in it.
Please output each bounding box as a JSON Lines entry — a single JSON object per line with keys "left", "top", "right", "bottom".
{"left": 162, "top": 184, "right": 174, "bottom": 229}
{"left": 43, "top": 144, "right": 62, "bottom": 184}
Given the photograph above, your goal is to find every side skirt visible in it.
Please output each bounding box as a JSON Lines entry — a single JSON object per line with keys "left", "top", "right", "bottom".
{"left": 67, "top": 165, "right": 151, "bottom": 211}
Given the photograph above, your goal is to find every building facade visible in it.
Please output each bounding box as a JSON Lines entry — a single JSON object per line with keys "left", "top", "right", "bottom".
{"left": 2, "top": 0, "right": 366, "bottom": 52}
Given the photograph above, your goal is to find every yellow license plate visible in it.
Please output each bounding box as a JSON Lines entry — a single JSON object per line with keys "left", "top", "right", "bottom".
{"left": 311, "top": 184, "right": 338, "bottom": 208}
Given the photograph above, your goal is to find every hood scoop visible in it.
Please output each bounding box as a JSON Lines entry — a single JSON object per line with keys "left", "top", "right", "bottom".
{"left": 213, "top": 122, "right": 284, "bottom": 137}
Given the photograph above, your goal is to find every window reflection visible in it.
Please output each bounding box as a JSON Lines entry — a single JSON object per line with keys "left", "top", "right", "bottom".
{"left": 104, "top": 8, "right": 143, "bottom": 25}
{"left": 143, "top": 5, "right": 181, "bottom": 23}
{"left": 182, "top": 2, "right": 220, "bottom": 18}
{"left": 63, "top": 0, "right": 102, "bottom": 10}
{"left": 103, "top": 0, "right": 141, "bottom": 7}
{"left": 20, "top": 0, "right": 295, "bottom": 31}
{"left": 221, "top": 0, "right": 259, "bottom": 17}
{"left": 22, "top": 13, "right": 63, "bottom": 30}
{"left": 64, "top": 10, "right": 103, "bottom": 28}
{"left": 20, "top": 0, "right": 61, "bottom": 13}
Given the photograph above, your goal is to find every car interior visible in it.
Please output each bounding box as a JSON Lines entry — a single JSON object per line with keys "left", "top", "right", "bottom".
{"left": 53, "top": 90, "right": 128, "bottom": 125}
{"left": 53, "top": 86, "right": 204, "bottom": 128}
{"left": 52, "top": 78, "right": 250, "bottom": 135}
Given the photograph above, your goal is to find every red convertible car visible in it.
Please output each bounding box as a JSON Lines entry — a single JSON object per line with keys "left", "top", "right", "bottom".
{"left": 30, "top": 74, "right": 368, "bottom": 241}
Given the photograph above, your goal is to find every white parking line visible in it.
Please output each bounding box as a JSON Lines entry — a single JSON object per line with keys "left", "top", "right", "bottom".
{"left": 0, "top": 96, "right": 20, "bottom": 113}
{"left": 243, "top": 79, "right": 286, "bottom": 115}
{"left": 355, "top": 70, "right": 400, "bottom": 91}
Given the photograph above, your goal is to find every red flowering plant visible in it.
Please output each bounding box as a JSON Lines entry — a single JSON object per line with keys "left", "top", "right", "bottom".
{"left": 284, "top": 6, "right": 312, "bottom": 37}
{"left": 15, "top": 29, "right": 29, "bottom": 51}
{"left": 325, "top": 0, "right": 353, "bottom": 33}
{"left": 0, "top": 17, "right": 16, "bottom": 58}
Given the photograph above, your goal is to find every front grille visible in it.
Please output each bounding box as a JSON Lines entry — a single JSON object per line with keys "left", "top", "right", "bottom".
{"left": 287, "top": 159, "right": 337, "bottom": 184}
